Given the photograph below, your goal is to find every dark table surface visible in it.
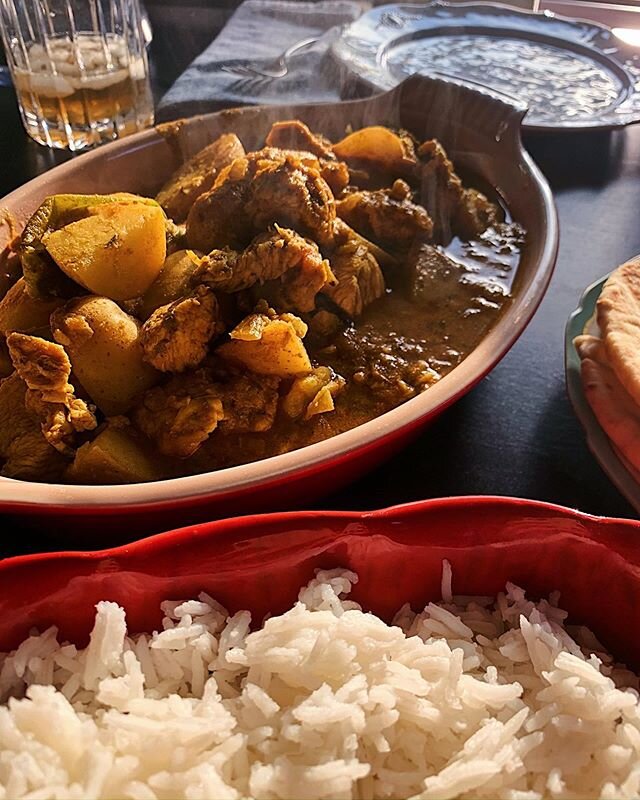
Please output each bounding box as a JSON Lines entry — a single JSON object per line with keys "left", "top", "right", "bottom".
{"left": 1, "top": 7, "right": 639, "bottom": 556}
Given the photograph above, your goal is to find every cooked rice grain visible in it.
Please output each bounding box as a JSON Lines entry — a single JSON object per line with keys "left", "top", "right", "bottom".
{"left": 1, "top": 565, "right": 639, "bottom": 800}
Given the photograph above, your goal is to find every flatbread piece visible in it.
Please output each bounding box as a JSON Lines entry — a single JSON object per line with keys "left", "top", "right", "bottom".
{"left": 596, "top": 255, "right": 640, "bottom": 407}
{"left": 575, "top": 333, "right": 640, "bottom": 474}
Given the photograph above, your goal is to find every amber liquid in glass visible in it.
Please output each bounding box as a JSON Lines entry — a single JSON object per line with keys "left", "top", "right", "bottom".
{"left": 12, "top": 34, "right": 153, "bottom": 150}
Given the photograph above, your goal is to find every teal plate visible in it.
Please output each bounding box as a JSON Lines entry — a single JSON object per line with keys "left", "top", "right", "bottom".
{"left": 565, "top": 274, "right": 640, "bottom": 513}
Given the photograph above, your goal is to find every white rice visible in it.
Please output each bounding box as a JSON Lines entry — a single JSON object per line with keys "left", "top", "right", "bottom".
{"left": 1, "top": 564, "right": 639, "bottom": 800}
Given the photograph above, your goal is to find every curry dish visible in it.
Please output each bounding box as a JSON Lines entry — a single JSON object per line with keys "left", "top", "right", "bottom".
{"left": 0, "top": 121, "right": 524, "bottom": 484}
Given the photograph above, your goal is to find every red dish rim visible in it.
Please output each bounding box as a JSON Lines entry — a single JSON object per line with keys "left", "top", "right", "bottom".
{"left": 1, "top": 495, "right": 636, "bottom": 571}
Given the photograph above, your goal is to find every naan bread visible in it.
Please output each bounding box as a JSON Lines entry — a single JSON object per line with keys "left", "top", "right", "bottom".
{"left": 596, "top": 256, "right": 640, "bottom": 406}
{"left": 575, "top": 333, "right": 640, "bottom": 474}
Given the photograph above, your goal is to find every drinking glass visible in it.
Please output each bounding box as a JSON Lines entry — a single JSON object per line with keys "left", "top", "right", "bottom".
{"left": 0, "top": 0, "right": 154, "bottom": 151}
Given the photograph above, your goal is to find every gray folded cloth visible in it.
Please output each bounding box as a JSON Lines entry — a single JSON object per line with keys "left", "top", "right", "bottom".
{"left": 157, "top": 0, "right": 367, "bottom": 121}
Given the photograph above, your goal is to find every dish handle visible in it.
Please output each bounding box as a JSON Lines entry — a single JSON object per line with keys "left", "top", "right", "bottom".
{"left": 377, "top": 73, "right": 529, "bottom": 152}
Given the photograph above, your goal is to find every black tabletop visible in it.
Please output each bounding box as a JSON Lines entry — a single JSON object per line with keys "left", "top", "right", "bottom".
{"left": 1, "top": 18, "right": 639, "bottom": 555}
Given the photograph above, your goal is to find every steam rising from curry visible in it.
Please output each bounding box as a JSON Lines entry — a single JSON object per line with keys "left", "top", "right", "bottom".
{"left": 0, "top": 121, "right": 524, "bottom": 484}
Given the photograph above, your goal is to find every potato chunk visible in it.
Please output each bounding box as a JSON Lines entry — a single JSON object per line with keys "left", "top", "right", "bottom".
{"left": 333, "top": 126, "right": 416, "bottom": 174}
{"left": 44, "top": 202, "right": 167, "bottom": 301}
{"left": 282, "top": 367, "right": 345, "bottom": 420}
{"left": 20, "top": 192, "right": 159, "bottom": 297}
{"left": 52, "top": 297, "right": 159, "bottom": 415}
{"left": 67, "top": 425, "right": 163, "bottom": 484}
{"left": 218, "top": 307, "right": 311, "bottom": 377}
{"left": 0, "top": 278, "right": 64, "bottom": 336}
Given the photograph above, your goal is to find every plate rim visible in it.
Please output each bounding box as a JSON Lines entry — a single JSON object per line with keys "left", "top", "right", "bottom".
{"left": 332, "top": 0, "right": 640, "bottom": 133}
{"left": 565, "top": 274, "right": 640, "bottom": 514}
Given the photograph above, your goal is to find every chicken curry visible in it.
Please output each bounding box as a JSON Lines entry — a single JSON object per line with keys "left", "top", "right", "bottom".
{"left": 0, "top": 121, "right": 524, "bottom": 484}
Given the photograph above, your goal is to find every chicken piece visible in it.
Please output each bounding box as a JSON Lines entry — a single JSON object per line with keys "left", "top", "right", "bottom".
{"left": 7, "top": 331, "right": 72, "bottom": 402}
{"left": 336, "top": 180, "right": 432, "bottom": 252}
{"left": 133, "top": 364, "right": 280, "bottom": 457}
{"left": 388, "top": 179, "right": 412, "bottom": 201}
{"left": 165, "top": 217, "right": 187, "bottom": 255}
{"left": 319, "top": 160, "right": 350, "bottom": 197}
{"left": 264, "top": 122, "right": 349, "bottom": 195}
{"left": 265, "top": 120, "right": 335, "bottom": 159}
{"left": 198, "top": 226, "right": 335, "bottom": 311}
{"left": 407, "top": 242, "right": 464, "bottom": 305}
{"left": 454, "top": 187, "right": 502, "bottom": 240}
{"left": 0, "top": 373, "right": 67, "bottom": 480}
{"left": 133, "top": 369, "right": 225, "bottom": 458}
{"left": 218, "top": 304, "right": 311, "bottom": 377}
{"left": 24, "top": 393, "right": 95, "bottom": 455}
{"left": 309, "top": 310, "right": 342, "bottom": 337}
{"left": 140, "top": 249, "right": 201, "bottom": 319}
{"left": 0, "top": 343, "right": 12, "bottom": 379}
{"left": 186, "top": 170, "right": 252, "bottom": 252}
{"left": 2, "top": 427, "right": 68, "bottom": 480}
{"left": 417, "top": 140, "right": 465, "bottom": 244}
{"left": 406, "top": 239, "right": 507, "bottom": 348}
{"left": 0, "top": 373, "right": 37, "bottom": 455}
{"left": 0, "top": 277, "right": 64, "bottom": 336}
{"left": 249, "top": 146, "right": 348, "bottom": 195}
{"left": 306, "top": 310, "right": 343, "bottom": 346}
{"left": 274, "top": 251, "right": 336, "bottom": 313}
{"left": 282, "top": 366, "right": 346, "bottom": 420}
{"left": 246, "top": 152, "right": 337, "bottom": 247}
{"left": 333, "top": 219, "right": 397, "bottom": 271}
{"left": 218, "top": 372, "right": 280, "bottom": 434}
{"left": 140, "top": 286, "right": 223, "bottom": 373}
{"left": 156, "top": 133, "right": 246, "bottom": 223}
{"left": 324, "top": 236, "right": 385, "bottom": 318}
{"left": 252, "top": 147, "right": 320, "bottom": 171}
{"left": 7, "top": 332, "right": 97, "bottom": 455}
{"left": 418, "top": 139, "right": 501, "bottom": 241}
{"left": 186, "top": 148, "right": 337, "bottom": 252}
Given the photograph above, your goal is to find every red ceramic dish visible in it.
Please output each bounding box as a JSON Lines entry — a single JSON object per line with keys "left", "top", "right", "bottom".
{"left": 0, "top": 75, "right": 558, "bottom": 534}
{"left": 1, "top": 496, "right": 639, "bottom": 669}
